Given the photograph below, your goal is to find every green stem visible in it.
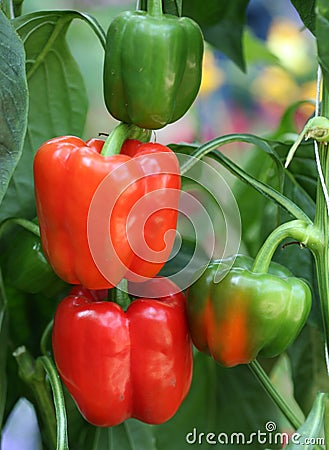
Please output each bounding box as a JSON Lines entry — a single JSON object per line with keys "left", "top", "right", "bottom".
{"left": 101, "top": 123, "right": 151, "bottom": 156}
{"left": 40, "top": 320, "right": 54, "bottom": 356}
{"left": 13, "top": 0, "right": 23, "bottom": 17}
{"left": 252, "top": 219, "right": 322, "bottom": 273}
{"left": 313, "top": 85, "right": 329, "bottom": 371}
{"left": 249, "top": 360, "right": 302, "bottom": 430}
{"left": 324, "top": 396, "right": 329, "bottom": 450}
{"left": 137, "top": 0, "right": 147, "bottom": 11}
{"left": 108, "top": 279, "right": 131, "bottom": 311}
{"left": 39, "top": 356, "right": 69, "bottom": 450}
{"left": 180, "top": 135, "right": 312, "bottom": 224}
{"left": 78, "top": 13, "right": 106, "bottom": 50}
{"left": 13, "top": 347, "right": 57, "bottom": 450}
{"left": 0, "top": 268, "right": 8, "bottom": 429}
{"left": 147, "top": 0, "right": 162, "bottom": 17}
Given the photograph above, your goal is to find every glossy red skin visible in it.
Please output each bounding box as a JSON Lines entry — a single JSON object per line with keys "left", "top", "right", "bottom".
{"left": 52, "top": 279, "right": 193, "bottom": 427}
{"left": 34, "top": 137, "right": 180, "bottom": 289}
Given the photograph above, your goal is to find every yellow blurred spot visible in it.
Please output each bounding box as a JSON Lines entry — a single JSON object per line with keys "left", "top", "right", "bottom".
{"left": 298, "top": 80, "right": 317, "bottom": 116}
{"left": 251, "top": 66, "right": 300, "bottom": 107}
{"left": 267, "top": 19, "right": 313, "bottom": 75}
{"left": 199, "top": 47, "right": 224, "bottom": 97}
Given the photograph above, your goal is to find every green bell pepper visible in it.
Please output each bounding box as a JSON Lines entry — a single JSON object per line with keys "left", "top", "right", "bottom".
{"left": 103, "top": 0, "right": 204, "bottom": 130}
{"left": 187, "top": 255, "right": 312, "bottom": 367}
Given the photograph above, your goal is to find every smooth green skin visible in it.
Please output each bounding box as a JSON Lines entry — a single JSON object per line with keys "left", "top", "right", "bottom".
{"left": 4, "top": 225, "right": 67, "bottom": 296}
{"left": 187, "top": 255, "right": 312, "bottom": 367}
{"left": 103, "top": 11, "right": 204, "bottom": 130}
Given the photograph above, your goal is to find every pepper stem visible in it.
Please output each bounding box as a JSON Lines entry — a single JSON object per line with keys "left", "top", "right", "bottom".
{"left": 108, "top": 279, "right": 131, "bottom": 311}
{"left": 101, "top": 122, "right": 151, "bottom": 157}
{"left": 252, "top": 219, "right": 321, "bottom": 274}
{"left": 249, "top": 360, "right": 302, "bottom": 430}
{"left": 147, "top": 0, "right": 163, "bottom": 17}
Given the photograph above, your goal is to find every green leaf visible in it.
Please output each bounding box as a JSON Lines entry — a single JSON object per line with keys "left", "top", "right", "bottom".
{"left": 153, "top": 352, "right": 282, "bottom": 450}
{"left": 175, "top": 136, "right": 311, "bottom": 224}
{"left": 163, "top": 0, "right": 182, "bottom": 16}
{"left": 272, "top": 100, "right": 315, "bottom": 140}
{"left": 0, "top": 269, "right": 8, "bottom": 429}
{"left": 274, "top": 141, "right": 316, "bottom": 220}
{"left": 284, "top": 392, "right": 325, "bottom": 449}
{"left": 0, "top": 10, "right": 91, "bottom": 221}
{"left": 2, "top": 287, "right": 60, "bottom": 421}
{"left": 89, "top": 420, "right": 156, "bottom": 450}
{"left": 316, "top": 0, "right": 329, "bottom": 92}
{"left": 291, "top": 0, "right": 316, "bottom": 34}
{"left": 288, "top": 325, "right": 329, "bottom": 416}
{"left": 183, "top": 0, "right": 250, "bottom": 71}
{"left": 92, "top": 428, "right": 112, "bottom": 450}
{"left": 0, "top": 10, "right": 28, "bottom": 207}
{"left": 244, "top": 28, "right": 280, "bottom": 66}
{"left": 233, "top": 149, "right": 278, "bottom": 256}
{"left": 13, "top": 0, "right": 24, "bottom": 17}
{"left": 159, "top": 235, "right": 210, "bottom": 288}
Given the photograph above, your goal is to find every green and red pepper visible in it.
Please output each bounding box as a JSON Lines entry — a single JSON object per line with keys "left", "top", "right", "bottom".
{"left": 187, "top": 255, "right": 312, "bottom": 367}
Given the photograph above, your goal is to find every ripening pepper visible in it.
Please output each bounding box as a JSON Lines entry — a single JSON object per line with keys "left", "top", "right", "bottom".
{"left": 3, "top": 220, "right": 67, "bottom": 296}
{"left": 103, "top": 0, "right": 204, "bottom": 129}
{"left": 33, "top": 127, "right": 180, "bottom": 289}
{"left": 52, "top": 277, "right": 193, "bottom": 427}
{"left": 187, "top": 255, "right": 312, "bottom": 367}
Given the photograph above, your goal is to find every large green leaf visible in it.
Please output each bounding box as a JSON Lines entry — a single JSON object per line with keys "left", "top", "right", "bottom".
{"left": 182, "top": 0, "right": 250, "bottom": 71}
{"left": 163, "top": 0, "right": 182, "bottom": 16}
{"left": 274, "top": 141, "right": 316, "bottom": 219}
{"left": 244, "top": 28, "right": 280, "bottom": 66}
{"left": 0, "top": 270, "right": 8, "bottom": 431}
{"left": 291, "top": 0, "right": 316, "bottom": 35}
{"left": 90, "top": 421, "right": 157, "bottom": 450}
{"left": 288, "top": 325, "right": 329, "bottom": 417}
{"left": 284, "top": 392, "right": 325, "bottom": 449}
{"left": 0, "top": 10, "right": 28, "bottom": 208}
{"left": 233, "top": 149, "right": 278, "bottom": 257}
{"left": 153, "top": 352, "right": 282, "bottom": 450}
{"left": 0, "top": 11, "right": 91, "bottom": 221}
{"left": 316, "top": 0, "right": 329, "bottom": 92}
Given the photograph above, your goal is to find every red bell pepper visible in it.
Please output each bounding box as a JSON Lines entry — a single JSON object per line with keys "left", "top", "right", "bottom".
{"left": 33, "top": 126, "right": 180, "bottom": 289}
{"left": 52, "top": 278, "right": 193, "bottom": 427}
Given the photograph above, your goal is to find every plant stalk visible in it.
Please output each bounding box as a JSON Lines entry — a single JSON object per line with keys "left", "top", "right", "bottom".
{"left": 147, "top": 0, "right": 162, "bottom": 17}
{"left": 313, "top": 85, "right": 329, "bottom": 373}
{"left": 252, "top": 220, "right": 322, "bottom": 273}
{"left": 13, "top": 347, "right": 57, "bottom": 450}
{"left": 249, "top": 360, "right": 302, "bottom": 430}
{"left": 101, "top": 123, "right": 151, "bottom": 156}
